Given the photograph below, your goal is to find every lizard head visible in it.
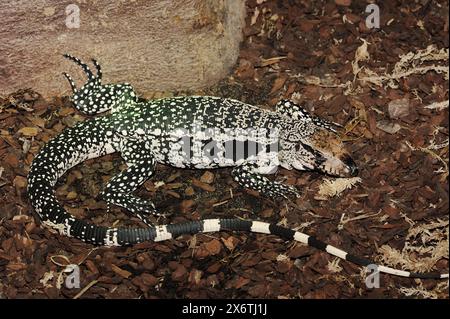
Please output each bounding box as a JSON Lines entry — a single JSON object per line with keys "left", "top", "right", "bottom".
{"left": 279, "top": 115, "right": 358, "bottom": 178}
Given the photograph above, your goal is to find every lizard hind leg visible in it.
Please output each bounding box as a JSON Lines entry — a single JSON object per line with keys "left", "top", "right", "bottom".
{"left": 63, "top": 54, "right": 137, "bottom": 115}
{"left": 62, "top": 72, "right": 77, "bottom": 93}
{"left": 100, "top": 140, "right": 162, "bottom": 226}
{"left": 63, "top": 54, "right": 95, "bottom": 80}
{"left": 91, "top": 58, "right": 102, "bottom": 79}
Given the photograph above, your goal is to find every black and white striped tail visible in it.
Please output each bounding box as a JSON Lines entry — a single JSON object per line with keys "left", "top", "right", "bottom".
{"left": 147, "top": 218, "right": 449, "bottom": 279}
{"left": 42, "top": 215, "right": 448, "bottom": 280}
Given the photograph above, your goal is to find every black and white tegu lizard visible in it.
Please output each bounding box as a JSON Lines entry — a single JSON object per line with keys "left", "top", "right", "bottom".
{"left": 27, "top": 55, "right": 448, "bottom": 280}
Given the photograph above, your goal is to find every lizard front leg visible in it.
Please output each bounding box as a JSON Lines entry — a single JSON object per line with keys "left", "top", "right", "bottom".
{"left": 100, "top": 139, "right": 161, "bottom": 226}
{"left": 232, "top": 164, "right": 300, "bottom": 199}
{"left": 63, "top": 54, "right": 137, "bottom": 115}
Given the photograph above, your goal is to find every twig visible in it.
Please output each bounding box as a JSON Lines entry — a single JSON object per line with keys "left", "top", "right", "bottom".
{"left": 338, "top": 210, "right": 380, "bottom": 230}
{"left": 73, "top": 280, "right": 98, "bottom": 299}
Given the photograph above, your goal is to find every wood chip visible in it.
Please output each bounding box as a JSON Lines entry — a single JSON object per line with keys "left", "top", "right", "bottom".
{"left": 221, "top": 236, "right": 238, "bottom": 251}
{"left": 200, "top": 171, "right": 215, "bottom": 184}
{"left": 111, "top": 264, "right": 132, "bottom": 279}
{"left": 388, "top": 97, "right": 410, "bottom": 119}
{"left": 376, "top": 120, "right": 402, "bottom": 134}
{"left": 204, "top": 239, "right": 222, "bottom": 255}
{"left": 3, "top": 153, "right": 20, "bottom": 168}
{"left": 335, "top": 0, "right": 351, "bottom": 6}
{"left": 184, "top": 186, "right": 195, "bottom": 196}
{"left": 270, "top": 76, "right": 287, "bottom": 94}
{"left": 13, "top": 175, "right": 27, "bottom": 188}
{"left": 234, "top": 276, "right": 251, "bottom": 289}
{"left": 17, "top": 127, "right": 39, "bottom": 137}
{"left": 191, "top": 178, "right": 215, "bottom": 192}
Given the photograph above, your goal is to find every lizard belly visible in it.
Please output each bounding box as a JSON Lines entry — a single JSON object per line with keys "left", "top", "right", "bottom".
{"left": 155, "top": 135, "right": 279, "bottom": 171}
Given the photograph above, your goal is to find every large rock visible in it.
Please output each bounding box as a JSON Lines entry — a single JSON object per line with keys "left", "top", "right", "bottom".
{"left": 0, "top": 0, "right": 245, "bottom": 97}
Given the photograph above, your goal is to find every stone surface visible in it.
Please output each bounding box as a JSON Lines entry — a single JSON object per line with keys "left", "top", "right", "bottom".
{"left": 0, "top": 0, "right": 245, "bottom": 97}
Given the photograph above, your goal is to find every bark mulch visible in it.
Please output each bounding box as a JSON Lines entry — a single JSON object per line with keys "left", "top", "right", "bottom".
{"left": 0, "top": 0, "right": 448, "bottom": 298}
